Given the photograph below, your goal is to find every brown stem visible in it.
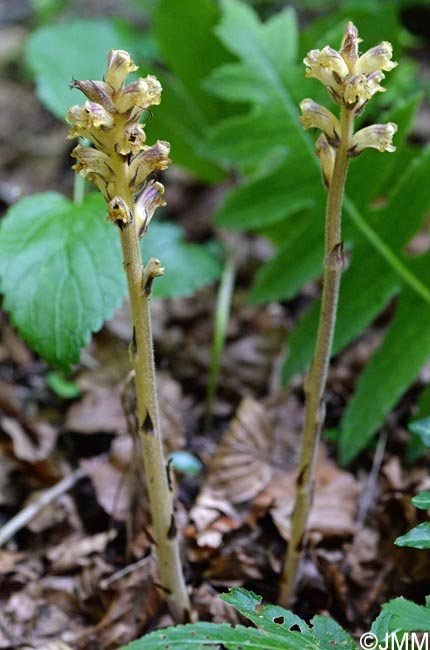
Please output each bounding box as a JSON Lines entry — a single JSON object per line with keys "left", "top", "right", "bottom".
{"left": 278, "top": 107, "right": 355, "bottom": 607}
{"left": 119, "top": 227, "right": 191, "bottom": 622}
{"left": 113, "top": 157, "right": 191, "bottom": 622}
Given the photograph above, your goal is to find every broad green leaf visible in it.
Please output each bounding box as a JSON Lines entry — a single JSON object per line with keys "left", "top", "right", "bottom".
{"left": 119, "top": 621, "right": 296, "bottom": 650}
{"left": 144, "top": 72, "right": 225, "bottom": 183}
{"left": 149, "top": 0, "right": 230, "bottom": 183}
{"left": 339, "top": 286, "right": 430, "bottom": 464}
{"left": 140, "top": 222, "right": 221, "bottom": 298}
{"left": 154, "top": 0, "right": 230, "bottom": 119}
{"left": 200, "top": 105, "right": 291, "bottom": 171}
{"left": 26, "top": 19, "right": 140, "bottom": 120}
{"left": 382, "top": 597, "right": 430, "bottom": 631}
{"left": 220, "top": 588, "right": 312, "bottom": 637}
{"left": 119, "top": 587, "right": 355, "bottom": 650}
{"left": 310, "top": 615, "right": 356, "bottom": 650}
{"left": 204, "top": 61, "right": 275, "bottom": 104}
{"left": 250, "top": 211, "right": 323, "bottom": 303}
{"left": 412, "top": 491, "right": 430, "bottom": 510}
{"left": 215, "top": 157, "right": 319, "bottom": 229}
{"left": 0, "top": 192, "right": 125, "bottom": 370}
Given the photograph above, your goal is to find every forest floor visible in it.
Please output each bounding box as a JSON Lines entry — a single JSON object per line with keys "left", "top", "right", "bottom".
{"left": 1, "top": 9, "right": 430, "bottom": 650}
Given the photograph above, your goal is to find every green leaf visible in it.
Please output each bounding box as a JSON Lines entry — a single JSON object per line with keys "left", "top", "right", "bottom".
{"left": 339, "top": 287, "right": 430, "bottom": 464}
{"left": 395, "top": 523, "right": 430, "bottom": 550}
{"left": 200, "top": 105, "right": 291, "bottom": 171}
{"left": 154, "top": 0, "right": 230, "bottom": 119}
{"left": 382, "top": 597, "right": 430, "bottom": 631}
{"left": 0, "top": 192, "right": 125, "bottom": 370}
{"left": 119, "top": 587, "right": 355, "bottom": 650}
{"left": 409, "top": 417, "right": 430, "bottom": 447}
{"left": 141, "top": 222, "right": 221, "bottom": 298}
{"left": 46, "top": 370, "right": 81, "bottom": 399}
{"left": 412, "top": 491, "right": 430, "bottom": 510}
{"left": 144, "top": 71, "right": 225, "bottom": 183}
{"left": 149, "top": 0, "right": 230, "bottom": 183}
{"left": 26, "top": 19, "right": 140, "bottom": 120}
{"left": 215, "top": 158, "right": 318, "bottom": 229}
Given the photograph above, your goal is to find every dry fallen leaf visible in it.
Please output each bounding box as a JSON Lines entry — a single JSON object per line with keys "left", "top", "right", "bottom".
{"left": 207, "top": 396, "right": 274, "bottom": 504}
{"left": 47, "top": 530, "right": 117, "bottom": 573}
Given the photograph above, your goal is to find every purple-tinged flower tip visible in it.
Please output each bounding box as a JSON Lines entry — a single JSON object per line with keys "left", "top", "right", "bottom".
{"left": 340, "top": 22, "right": 361, "bottom": 71}
{"left": 348, "top": 122, "right": 397, "bottom": 156}
{"left": 356, "top": 42, "right": 397, "bottom": 76}
{"left": 135, "top": 181, "right": 166, "bottom": 238}
{"left": 300, "top": 99, "right": 341, "bottom": 145}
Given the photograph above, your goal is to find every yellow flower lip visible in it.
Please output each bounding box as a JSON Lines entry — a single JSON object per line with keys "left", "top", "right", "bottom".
{"left": 356, "top": 42, "right": 398, "bottom": 76}
{"left": 348, "top": 122, "right": 398, "bottom": 155}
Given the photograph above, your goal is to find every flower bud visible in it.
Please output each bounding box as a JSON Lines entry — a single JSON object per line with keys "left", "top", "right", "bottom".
{"left": 300, "top": 99, "right": 341, "bottom": 145}
{"left": 315, "top": 134, "right": 336, "bottom": 188}
{"left": 105, "top": 50, "right": 138, "bottom": 92}
{"left": 348, "top": 122, "right": 397, "bottom": 156}
{"left": 340, "top": 22, "right": 361, "bottom": 71}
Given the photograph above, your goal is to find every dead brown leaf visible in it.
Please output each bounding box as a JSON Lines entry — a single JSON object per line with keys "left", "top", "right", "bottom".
{"left": 207, "top": 396, "right": 274, "bottom": 504}
{"left": 47, "top": 530, "right": 117, "bottom": 573}
{"left": 1, "top": 415, "right": 58, "bottom": 462}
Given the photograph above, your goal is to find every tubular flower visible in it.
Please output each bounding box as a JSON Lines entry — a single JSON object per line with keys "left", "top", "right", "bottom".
{"left": 66, "top": 49, "right": 169, "bottom": 232}
{"left": 348, "top": 122, "right": 398, "bottom": 156}
{"left": 300, "top": 99, "right": 341, "bottom": 145}
{"left": 315, "top": 134, "right": 336, "bottom": 188}
{"left": 303, "top": 21, "right": 397, "bottom": 113}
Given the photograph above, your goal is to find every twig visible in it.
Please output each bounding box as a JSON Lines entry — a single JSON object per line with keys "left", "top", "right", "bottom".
{"left": 0, "top": 467, "right": 85, "bottom": 547}
{"left": 100, "top": 554, "right": 152, "bottom": 589}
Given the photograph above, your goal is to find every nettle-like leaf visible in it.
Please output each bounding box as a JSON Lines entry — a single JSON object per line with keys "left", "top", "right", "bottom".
{"left": 118, "top": 587, "right": 356, "bottom": 650}
{"left": 206, "top": 0, "right": 430, "bottom": 463}
{"left": 0, "top": 193, "right": 221, "bottom": 369}
{"left": 395, "top": 522, "right": 430, "bottom": 550}
{"left": 0, "top": 192, "right": 125, "bottom": 370}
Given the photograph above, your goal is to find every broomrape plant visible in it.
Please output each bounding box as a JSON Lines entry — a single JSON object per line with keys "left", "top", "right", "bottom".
{"left": 279, "top": 22, "right": 397, "bottom": 606}
{"left": 66, "top": 50, "right": 191, "bottom": 623}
